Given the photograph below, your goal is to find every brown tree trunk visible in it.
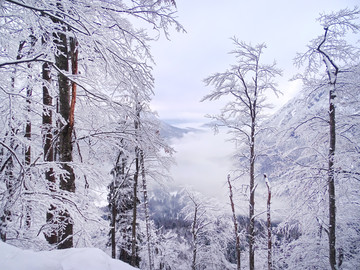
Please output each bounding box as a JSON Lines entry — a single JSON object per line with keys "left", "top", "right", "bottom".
{"left": 69, "top": 37, "right": 78, "bottom": 130}
{"left": 56, "top": 29, "right": 75, "bottom": 249}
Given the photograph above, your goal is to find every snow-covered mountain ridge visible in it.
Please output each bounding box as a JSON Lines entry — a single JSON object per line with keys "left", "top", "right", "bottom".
{"left": 159, "top": 120, "right": 200, "bottom": 139}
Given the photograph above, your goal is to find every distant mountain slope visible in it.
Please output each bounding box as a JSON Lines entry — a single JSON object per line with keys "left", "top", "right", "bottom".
{"left": 159, "top": 121, "right": 199, "bottom": 140}
{"left": 237, "top": 85, "right": 330, "bottom": 185}
{"left": 256, "top": 65, "right": 360, "bottom": 182}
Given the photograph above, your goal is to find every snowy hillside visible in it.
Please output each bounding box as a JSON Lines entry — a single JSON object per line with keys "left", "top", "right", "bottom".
{"left": 254, "top": 88, "right": 328, "bottom": 178}
{"left": 0, "top": 241, "right": 136, "bottom": 270}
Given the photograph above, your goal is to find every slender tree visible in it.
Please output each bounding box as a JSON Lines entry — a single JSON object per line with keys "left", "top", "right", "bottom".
{"left": 0, "top": 37, "right": 29, "bottom": 241}
{"left": 227, "top": 174, "right": 241, "bottom": 270}
{"left": 55, "top": 17, "right": 76, "bottom": 249}
{"left": 186, "top": 192, "right": 205, "bottom": 270}
{"left": 294, "top": 8, "right": 360, "bottom": 269}
{"left": 203, "top": 38, "right": 281, "bottom": 270}
{"left": 24, "top": 33, "right": 37, "bottom": 230}
{"left": 140, "top": 149, "right": 154, "bottom": 270}
{"left": 264, "top": 174, "right": 272, "bottom": 270}
{"left": 42, "top": 58, "right": 57, "bottom": 245}
{"left": 108, "top": 140, "right": 133, "bottom": 260}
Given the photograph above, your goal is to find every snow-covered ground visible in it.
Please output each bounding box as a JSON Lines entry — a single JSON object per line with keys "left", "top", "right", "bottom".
{"left": 0, "top": 241, "right": 136, "bottom": 270}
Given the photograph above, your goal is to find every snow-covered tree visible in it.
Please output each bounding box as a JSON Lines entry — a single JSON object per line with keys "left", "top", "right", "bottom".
{"left": 227, "top": 174, "right": 241, "bottom": 270}
{"left": 0, "top": 0, "right": 182, "bottom": 252}
{"left": 270, "top": 7, "right": 360, "bottom": 269}
{"left": 202, "top": 38, "right": 282, "bottom": 270}
{"left": 293, "top": 7, "right": 360, "bottom": 270}
{"left": 182, "top": 190, "right": 234, "bottom": 270}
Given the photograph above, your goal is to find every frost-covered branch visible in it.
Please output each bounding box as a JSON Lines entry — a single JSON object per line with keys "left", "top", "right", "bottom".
{"left": 0, "top": 53, "right": 45, "bottom": 68}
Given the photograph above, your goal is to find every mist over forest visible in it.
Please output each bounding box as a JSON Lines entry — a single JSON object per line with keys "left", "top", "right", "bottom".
{"left": 0, "top": 1, "right": 359, "bottom": 270}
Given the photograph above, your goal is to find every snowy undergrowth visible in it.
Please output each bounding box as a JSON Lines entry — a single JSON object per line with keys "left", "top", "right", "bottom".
{"left": 0, "top": 241, "right": 136, "bottom": 270}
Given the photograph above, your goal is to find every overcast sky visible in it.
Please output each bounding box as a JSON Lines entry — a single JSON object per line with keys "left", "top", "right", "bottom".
{"left": 149, "top": 0, "right": 359, "bottom": 207}
{"left": 150, "top": 0, "right": 359, "bottom": 126}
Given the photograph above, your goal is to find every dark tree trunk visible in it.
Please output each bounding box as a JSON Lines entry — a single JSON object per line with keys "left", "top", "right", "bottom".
{"left": 328, "top": 87, "right": 336, "bottom": 270}
{"left": 55, "top": 28, "right": 75, "bottom": 249}
{"left": 24, "top": 35, "right": 36, "bottom": 169}
{"left": 110, "top": 199, "right": 117, "bottom": 259}
{"left": 24, "top": 34, "right": 37, "bottom": 230}
{"left": 131, "top": 147, "right": 139, "bottom": 267}
{"left": 0, "top": 40, "right": 27, "bottom": 241}
{"left": 25, "top": 76, "right": 32, "bottom": 169}
{"left": 317, "top": 27, "right": 338, "bottom": 270}
{"left": 0, "top": 149, "right": 15, "bottom": 242}
{"left": 109, "top": 147, "right": 129, "bottom": 260}
{"left": 24, "top": 72, "right": 32, "bottom": 230}
{"left": 42, "top": 58, "right": 57, "bottom": 245}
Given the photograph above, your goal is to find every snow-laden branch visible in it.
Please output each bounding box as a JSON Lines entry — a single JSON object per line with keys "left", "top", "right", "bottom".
{"left": 4, "top": 0, "right": 90, "bottom": 35}
{"left": 0, "top": 141, "right": 24, "bottom": 173}
{"left": 0, "top": 54, "right": 45, "bottom": 68}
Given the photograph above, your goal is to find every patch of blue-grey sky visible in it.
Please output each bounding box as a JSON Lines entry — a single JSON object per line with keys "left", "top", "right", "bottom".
{"left": 151, "top": 0, "right": 358, "bottom": 125}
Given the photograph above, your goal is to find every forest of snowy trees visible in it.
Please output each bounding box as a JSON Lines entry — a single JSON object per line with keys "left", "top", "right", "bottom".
{"left": 1, "top": 1, "right": 360, "bottom": 269}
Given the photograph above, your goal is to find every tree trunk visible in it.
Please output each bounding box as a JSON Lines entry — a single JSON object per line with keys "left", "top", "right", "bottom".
{"left": 69, "top": 37, "right": 78, "bottom": 130}
{"left": 328, "top": 86, "right": 336, "bottom": 270}
{"left": 265, "top": 175, "right": 272, "bottom": 270}
{"left": 131, "top": 103, "right": 141, "bottom": 267}
{"left": 249, "top": 116, "right": 256, "bottom": 270}
{"left": 227, "top": 174, "right": 241, "bottom": 270}
{"left": 131, "top": 147, "right": 139, "bottom": 267}
{"left": 24, "top": 35, "right": 36, "bottom": 169}
{"left": 109, "top": 147, "right": 128, "bottom": 260}
{"left": 24, "top": 70, "right": 32, "bottom": 230}
{"left": 0, "top": 40, "right": 27, "bottom": 241}
{"left": 42, "top": 59, "right": 57, "bottom": 245}
{"left": 317, "top": 27, "right": 338, "bottom": 269}
{"left": 140, "top": 149, "right": 153, "bottom": 270}
{"left": 24, "top": 34, "right": 37, "bottom": 230}
{"left": 0, "top": 143, "right": 15, "bottom": 242}
{"left": 191, "top": 203, "right": 198, "bottom": 270}
{"left": 110, "top": 199, "right": 117, "bottom": 259}
{"left": 56, "top": 28, "right": 75, "bottom": 249}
